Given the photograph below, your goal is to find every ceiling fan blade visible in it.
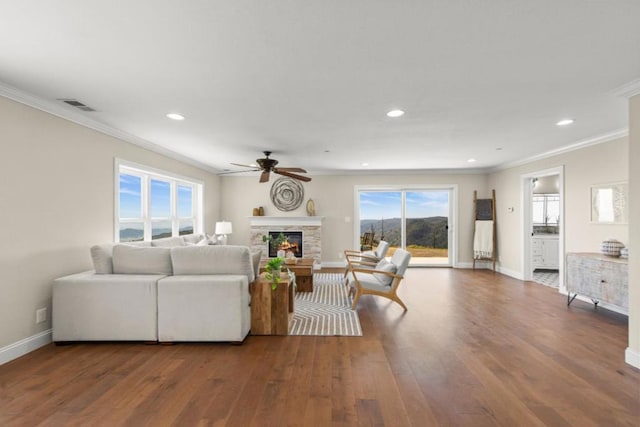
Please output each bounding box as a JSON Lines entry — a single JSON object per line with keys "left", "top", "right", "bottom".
{"left": 274, "top": 170, "right": 311, "bottom": 182}
{"left": 259, "top": 170, "right": 271, "bottom": 183}
{"left": 218, "top": 169, "right": 260, "bottom": 175}
{"left": 231, "top": 162, "right": 260, "bottom": 169}
{"left": 274, "top": 167, "right": 307, "bottom": 173}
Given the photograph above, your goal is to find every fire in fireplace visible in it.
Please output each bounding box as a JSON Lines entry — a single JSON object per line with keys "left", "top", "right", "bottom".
{"left": 267, "top": 231, "right": 303, "bottom": 258}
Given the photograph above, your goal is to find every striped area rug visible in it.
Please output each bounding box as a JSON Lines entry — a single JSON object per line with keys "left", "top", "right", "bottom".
{"left": 289, "top": 273, "right": 362, "bottom": 336}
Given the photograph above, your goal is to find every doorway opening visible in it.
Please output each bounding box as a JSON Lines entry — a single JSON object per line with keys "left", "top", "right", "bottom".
{"left": 521, "top": 167, "right": 565, "bottom": 292}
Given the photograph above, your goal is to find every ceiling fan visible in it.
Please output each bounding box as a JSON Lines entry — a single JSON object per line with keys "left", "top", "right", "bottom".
{"left": 229, "top": 151, "right": 311, "bottom": 183}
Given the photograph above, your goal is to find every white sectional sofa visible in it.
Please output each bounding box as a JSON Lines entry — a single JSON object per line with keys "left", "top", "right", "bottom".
{"left": 52, "top": 235, "right": 260, "bottom": 344}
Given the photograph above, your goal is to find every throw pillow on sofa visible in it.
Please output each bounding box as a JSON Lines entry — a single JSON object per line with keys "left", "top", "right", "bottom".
{"left": 151, "top": 236, "right": 186, "bottom": 247}
{"left": 112, "top": 245, "right": 173, "bottom": 275}
{"left": 90, "top": 241, "right": 151, "bottom": 274}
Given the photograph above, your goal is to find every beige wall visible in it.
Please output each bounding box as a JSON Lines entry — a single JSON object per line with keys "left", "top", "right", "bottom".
{"left": 221, "top": 173, "right": 488, "bottom": 265}
{"left": 628, "top": 95, "right": 640, "bottom": 364}
{"left": 0, "top": 96, "right": 220, "bottom": 348}
{"left": 488, "top": 137, "right": 629, "bottom": 275}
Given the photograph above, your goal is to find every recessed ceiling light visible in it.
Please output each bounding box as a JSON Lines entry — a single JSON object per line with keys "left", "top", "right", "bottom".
{"left": 361, "top": 162, "right": 369, "bottom": 167}
{"left": 166, "top": 113, "right": 185, "bottom": 121}
{"left": 496, "top": 147, "right": 503, "bottom": 151}
{"left": 467, "top": 158, "right": 477, "bottom": 163}
{"left": 386, "top": 109, "right": 404, "bottom": 118}
{"left": 556, "top": 118, "right": 574, "bottom": 126}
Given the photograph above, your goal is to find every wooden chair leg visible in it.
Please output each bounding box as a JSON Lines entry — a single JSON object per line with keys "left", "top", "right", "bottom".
{"left": 390, "top": 293, "right": 408, "bottom": 311}
{"left": 351, "top": 289, "right": 362, "bottom": 310}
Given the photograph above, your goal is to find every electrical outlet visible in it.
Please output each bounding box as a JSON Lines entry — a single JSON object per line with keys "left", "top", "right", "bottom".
{"left": 36, "top": 308, "right": 47, "bottom": 324}
{"left": 338, "top": 252, "right": 343, "bottom": 259}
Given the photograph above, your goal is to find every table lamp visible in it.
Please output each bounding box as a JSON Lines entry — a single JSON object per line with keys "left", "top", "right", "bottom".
{"left": 215, "top": 221, "right": 233, "bottom": 245}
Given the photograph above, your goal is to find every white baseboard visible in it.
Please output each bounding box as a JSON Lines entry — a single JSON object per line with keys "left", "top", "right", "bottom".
{"left": 0, "top": 329, "right": 52, "bottom": 366}
{"left": 456, "top": 261, "right": 493, "bottom": 269}
{"left": 625, "top": 347, "right": 640, "bottom": 369}
{"left": 455, "top": 261, "right": 524, "bottom": 280}
{"left": 496, "top": 266, "right": 524, "bottom": 280}
{"left": 456, "top": 262, "right": 474, "bottom": 268}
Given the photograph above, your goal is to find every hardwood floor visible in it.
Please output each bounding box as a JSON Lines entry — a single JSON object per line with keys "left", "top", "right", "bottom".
{"left": 1, "top": 268, "right": 638, "bottom": 426}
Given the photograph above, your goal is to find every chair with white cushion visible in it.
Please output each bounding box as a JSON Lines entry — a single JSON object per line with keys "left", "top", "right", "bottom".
{"left": 343, "top": 240, "right": 390, "bottom": 279}
{"left": 348, "top": 249, "right": 411, "bottom": 311}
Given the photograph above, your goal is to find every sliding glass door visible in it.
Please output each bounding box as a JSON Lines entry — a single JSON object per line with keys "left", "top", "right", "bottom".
{"left": 357, "top": 187, "right": 454, "bottom": 266}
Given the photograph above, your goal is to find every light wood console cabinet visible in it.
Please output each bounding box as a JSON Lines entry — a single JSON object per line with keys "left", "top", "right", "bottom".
{"left": 566, "top": 252, "right": 628, "bottom": 311}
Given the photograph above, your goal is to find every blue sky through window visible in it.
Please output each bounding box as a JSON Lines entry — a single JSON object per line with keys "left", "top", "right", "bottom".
{"left": 119, "top": 174, "right": 142, "bottom": 218}
{"left": 406, "top": 191, "right": 449, "bottom": 218}
{"left": 177, "top": 185, "right": 192, "bottom": 217}
{"left": 150, "top": 179, "right": 171, "bottom": 217}
{"left": 360, "top": 191, "right": 449, "bottom": 219}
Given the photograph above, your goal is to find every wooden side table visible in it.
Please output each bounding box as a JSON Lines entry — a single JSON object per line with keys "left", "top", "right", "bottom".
{"left": 250, "top": 273, "right": 294, "bottom": 335}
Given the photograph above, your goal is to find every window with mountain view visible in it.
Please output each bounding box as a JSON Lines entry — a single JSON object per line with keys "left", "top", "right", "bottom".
{"left": 117, "top": 162, "right": 203, "bottom": 242}
{"left": 358, "top": 188, "right": 453, "bottom": 266}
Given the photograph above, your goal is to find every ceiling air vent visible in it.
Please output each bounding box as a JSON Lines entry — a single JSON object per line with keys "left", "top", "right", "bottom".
{"left": 58, "top": 98, "right": 96, "bottom": 112}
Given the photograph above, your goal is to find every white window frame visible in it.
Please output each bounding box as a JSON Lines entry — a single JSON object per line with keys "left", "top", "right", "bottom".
{"left": 353, "top": 184, "right": 458, "bottom": 267}
{"left": 532, "top": 194, "right": 560, "bottom": 226}
{"left": 115, "top": 159, "right": 204, "bottom": 242}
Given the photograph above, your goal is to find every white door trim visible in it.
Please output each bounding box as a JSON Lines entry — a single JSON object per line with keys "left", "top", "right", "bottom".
{"left": 520, "top": 166, "right": 565, "bottom": 292}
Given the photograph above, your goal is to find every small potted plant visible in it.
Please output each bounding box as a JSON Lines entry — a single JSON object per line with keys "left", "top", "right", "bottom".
{"left": 262, "top": 232, "right": 288, "bottom": 258}
{"left": 265, "top": 257, "right": 284, "bottom": 290}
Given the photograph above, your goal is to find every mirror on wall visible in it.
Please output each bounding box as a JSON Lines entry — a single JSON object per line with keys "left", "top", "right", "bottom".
{"left": 590, "top": 182, "right": 628, "bottom": 224}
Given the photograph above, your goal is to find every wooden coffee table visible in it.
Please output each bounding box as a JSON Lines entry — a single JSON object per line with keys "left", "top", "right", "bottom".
{"left": 260, "top": 258, "right": 315, "bottom": 292}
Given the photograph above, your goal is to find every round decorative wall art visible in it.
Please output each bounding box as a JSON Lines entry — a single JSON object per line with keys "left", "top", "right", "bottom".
{"left": 270, "top": 177, "right": 304, "bottom": 212}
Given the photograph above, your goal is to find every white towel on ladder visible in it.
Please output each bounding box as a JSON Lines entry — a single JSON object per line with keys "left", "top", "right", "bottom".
{"left": 474, "top": 220, "right": 494, "bottom": 259}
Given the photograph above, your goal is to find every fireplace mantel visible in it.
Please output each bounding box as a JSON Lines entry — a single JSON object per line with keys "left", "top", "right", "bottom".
{"left": 248, "top": 216, "right": 324, "bottom": 227}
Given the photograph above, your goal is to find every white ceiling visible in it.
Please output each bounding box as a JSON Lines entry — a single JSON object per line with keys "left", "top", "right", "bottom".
{"left": 1, "top": 1, "right": 639, "bottom": 175}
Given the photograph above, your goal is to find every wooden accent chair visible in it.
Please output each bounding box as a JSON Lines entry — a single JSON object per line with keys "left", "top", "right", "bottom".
{"left": 359, "top": 232, "right": 375, "bottom": 251}
{"left": 348, "top": 249, "right": 411, "bottom": 311}
{"left": 343, "top": 240, "right": 390, "bottom": 279}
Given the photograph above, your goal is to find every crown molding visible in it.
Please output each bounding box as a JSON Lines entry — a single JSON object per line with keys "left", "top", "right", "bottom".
{"left": 0, "top": 82, "right": 219, "bottom": 174}
{"left": 611, "top": 78, "right": 640, "bottom": 99}
{"left": 490, "top": 128, "right": 629, "bottom": 173}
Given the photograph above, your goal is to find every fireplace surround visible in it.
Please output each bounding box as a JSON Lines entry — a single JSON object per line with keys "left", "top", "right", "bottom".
{"left": 249, "top": 216, "right": 323, "bottom": 263}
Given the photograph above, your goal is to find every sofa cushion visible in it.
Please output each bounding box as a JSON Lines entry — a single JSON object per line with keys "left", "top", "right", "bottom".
{"left": 170, "top": 245, "right": 255, "bottom": 281}
{"left": 373, "top": 259, "right": 397, "bottom": 286}
{"left": 151, "top": 236, "right": 186, "bottom": 247}
{"left": 112, "top": 245, "right": 173, "bottom": 275}
{"left": 183, "top": 233, "right": 205, "bottom": 244}
{"left": 90, "top": 241, "right": 151, "bottom": 274}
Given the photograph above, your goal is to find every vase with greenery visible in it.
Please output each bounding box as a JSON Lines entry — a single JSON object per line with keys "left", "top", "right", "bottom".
{"left": 262, "top": 232, "right": 288, "bottom": 257}
{"left": 265, "top": 257, "right": 284, "bottom": 290}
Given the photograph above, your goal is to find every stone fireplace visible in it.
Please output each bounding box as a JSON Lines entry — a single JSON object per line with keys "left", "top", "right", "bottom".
{"left": 249, "top": 216, "right": 323, "bottom": 263}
